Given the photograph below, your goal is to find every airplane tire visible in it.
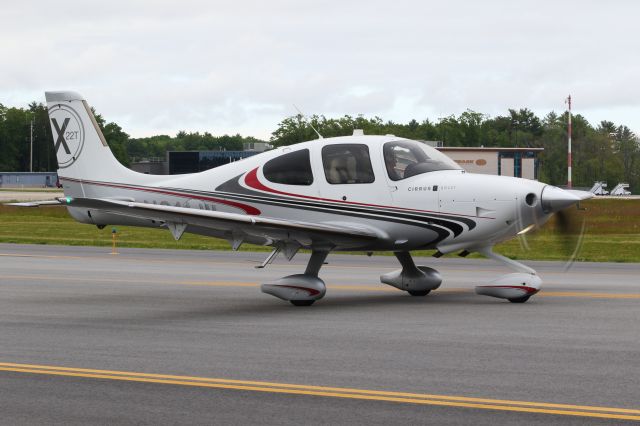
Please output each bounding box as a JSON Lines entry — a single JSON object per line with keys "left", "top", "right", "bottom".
{"left": 508, "top": 295, "right": 531, "bottom": 303}
{"left": 290, "top": 300, "right": 315, "bottom": 306}
{"left": 408, "top": 290, "right": 431, "bottom": 297}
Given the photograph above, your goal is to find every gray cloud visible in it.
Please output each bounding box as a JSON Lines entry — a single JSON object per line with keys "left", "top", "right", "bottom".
{"left": 2, "top": 0, "right": 640, "bottom": 139}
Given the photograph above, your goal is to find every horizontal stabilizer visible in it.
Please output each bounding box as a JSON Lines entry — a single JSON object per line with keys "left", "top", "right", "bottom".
{"left": 4, "top": 199, "right": 64, "bottom": 207}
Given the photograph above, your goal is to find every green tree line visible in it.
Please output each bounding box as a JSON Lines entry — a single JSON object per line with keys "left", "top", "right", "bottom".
{"left": 270, "top": 110, "right": 640, "bottom": 189}
{"left": 1, "top": 101, "right": 638, "bottom": 189}
{"left": 0, "top": 102, "right": 134, "bottom": 170}
{"left": 127, "top": 132, "right": 265, "bottom": 162}
{"left": 0, "top": 102, "right": 265, "bottom": 169}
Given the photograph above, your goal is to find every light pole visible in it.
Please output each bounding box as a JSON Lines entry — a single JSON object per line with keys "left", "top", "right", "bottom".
{"left": 566, "top": 95, "right": 572, "bottom": 188}
{"left": 25, "top": 112, "right": 34, "bottom": 173}
{"left": 30, "top": 118, "right": 33, "bottom": 172}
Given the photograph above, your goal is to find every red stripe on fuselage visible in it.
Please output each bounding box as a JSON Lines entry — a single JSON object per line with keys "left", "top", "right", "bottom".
{"left": 60, "top": 177, "right": 261, "bottom": 216}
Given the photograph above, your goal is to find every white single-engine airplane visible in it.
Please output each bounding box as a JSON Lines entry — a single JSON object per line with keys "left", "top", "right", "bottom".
{"left": 14, "top": 91, "right": 593, "bottom": 306}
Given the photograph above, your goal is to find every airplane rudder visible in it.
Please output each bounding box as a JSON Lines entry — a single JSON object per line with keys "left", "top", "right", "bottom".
{"left": 45, "top": 91, "right": 115, "bottom": 177}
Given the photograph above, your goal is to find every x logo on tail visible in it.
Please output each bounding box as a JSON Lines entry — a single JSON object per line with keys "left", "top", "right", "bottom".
{"left": 52, "top": 118, "right": 71, "bottom": 154}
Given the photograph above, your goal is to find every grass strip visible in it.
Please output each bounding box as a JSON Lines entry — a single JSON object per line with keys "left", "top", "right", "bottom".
{"left": 0, "top": 199, "right": 638, "bottom": 262}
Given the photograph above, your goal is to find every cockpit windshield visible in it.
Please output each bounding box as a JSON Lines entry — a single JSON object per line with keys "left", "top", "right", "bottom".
{"left": 383, "top": 140, "right": 461, "bottom": 181}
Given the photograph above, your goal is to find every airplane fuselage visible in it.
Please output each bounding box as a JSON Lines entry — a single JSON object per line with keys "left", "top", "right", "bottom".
{"left": 60, "top": 135, "right": 551, "bottom": 254}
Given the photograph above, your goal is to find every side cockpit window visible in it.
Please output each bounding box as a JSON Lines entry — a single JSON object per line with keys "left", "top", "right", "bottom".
{"left": 384, "top": 141, "right": 459, "bottom": 181}
{"left": 322, "top": 144, "right": 375, "bottom": 184}
{"left": 263, "top": 149, "right": 313, "bottom": 185}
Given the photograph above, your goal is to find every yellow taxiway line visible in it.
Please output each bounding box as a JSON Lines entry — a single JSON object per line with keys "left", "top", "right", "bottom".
{"left": 1, "top": 273, "right": 640, "bottom": 299}
{"left": 537, "top": 291, "right": 640, "bottom": 299}
{"left": 0, "top": 362, "right": 638, "bottom": 421}
{"left": 0, "top": 251, "right": 638, "bottom": 276}
{"left": 183, "top": 281, "right": 640, "bottom": 299}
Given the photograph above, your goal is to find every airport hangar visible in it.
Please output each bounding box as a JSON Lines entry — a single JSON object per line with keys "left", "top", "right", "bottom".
{"left": 438, "top": 146, "right": 542, "bottom": 180}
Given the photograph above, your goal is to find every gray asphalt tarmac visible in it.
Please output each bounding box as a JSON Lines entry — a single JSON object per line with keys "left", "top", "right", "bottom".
{"left": 1, "top": 243, "right": 639, "bottom": 424}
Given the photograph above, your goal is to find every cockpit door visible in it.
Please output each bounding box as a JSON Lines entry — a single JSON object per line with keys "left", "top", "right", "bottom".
{"left": 380, "top": 140, "right": 441, "bottom": 211}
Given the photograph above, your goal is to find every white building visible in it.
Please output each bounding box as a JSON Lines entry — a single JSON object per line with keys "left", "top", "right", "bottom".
{"left": 437, "top": 147, "right": 543, "bottom": 180}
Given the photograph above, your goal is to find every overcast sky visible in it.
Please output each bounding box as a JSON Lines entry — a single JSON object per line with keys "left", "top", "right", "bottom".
{"left": 2, "top": 0, "right": 639, "bottom": 140}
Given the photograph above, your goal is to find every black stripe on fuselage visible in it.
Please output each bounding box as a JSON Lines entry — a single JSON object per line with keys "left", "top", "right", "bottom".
{"left": 216, "top": 190, "right": 467, "bottom": 237}
{"left": 213, "top": 173, "right": 477, "bottom": 233}
{"left": 166, "top": 181, "right": 474, "bottom": 239}
{"left": 213, "top": 191, "right": 453, "bottom": 243}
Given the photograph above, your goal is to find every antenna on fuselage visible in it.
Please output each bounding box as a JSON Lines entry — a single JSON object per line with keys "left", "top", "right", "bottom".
{"left": 293, "top": 104, "right": 323, "bottom": 139}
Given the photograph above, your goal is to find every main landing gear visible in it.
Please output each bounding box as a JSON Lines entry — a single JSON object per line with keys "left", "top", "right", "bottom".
{"left": 260, "top": 250, "right": 443, "bottom": 306}
{"left": 380, "top": 251, "right": 442, "bottom": 295}
{"left": 259, "top": 247, "right": 541, "bottom": 305}
{"left": 261, "top": 250, "right": 329, "bottom": 306}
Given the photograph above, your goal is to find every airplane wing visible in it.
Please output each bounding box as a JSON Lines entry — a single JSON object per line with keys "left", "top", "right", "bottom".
{"left": 65, "top": 197, "right": 383, "bottom": 251}
{"left": 5, "top": 200, "right": 64, "bottom": 207}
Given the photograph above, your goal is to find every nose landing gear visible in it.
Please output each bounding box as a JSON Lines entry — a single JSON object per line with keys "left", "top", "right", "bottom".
{"left": 474, "top": 247, "right": 541, "bottom": 303}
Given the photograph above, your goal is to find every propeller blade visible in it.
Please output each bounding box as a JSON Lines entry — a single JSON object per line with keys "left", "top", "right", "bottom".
{"left": 556, "top": 208, "right": 588, "bottom": 271}
{"left": 516, "top": 200, "right": 531, "bottom": 251}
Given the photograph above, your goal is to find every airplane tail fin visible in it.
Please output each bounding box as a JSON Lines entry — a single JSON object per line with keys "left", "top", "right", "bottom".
{"left": 45, "top": 91, "right": 140, "bottom": 184}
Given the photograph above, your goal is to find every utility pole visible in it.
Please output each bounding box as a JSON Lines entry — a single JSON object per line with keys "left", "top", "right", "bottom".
{"left": 566, "top": 95, "right": 572, "bottom": 188}
{"left": 30, "top": 118, "right": 34, "bottom": 173}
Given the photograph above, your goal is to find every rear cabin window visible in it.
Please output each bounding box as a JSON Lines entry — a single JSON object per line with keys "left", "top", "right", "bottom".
{"left": 322, "top": 144, "right": 375, "bottom": 184}
{"left": 263, "top": 149, "right": 313, "bottom": 185}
